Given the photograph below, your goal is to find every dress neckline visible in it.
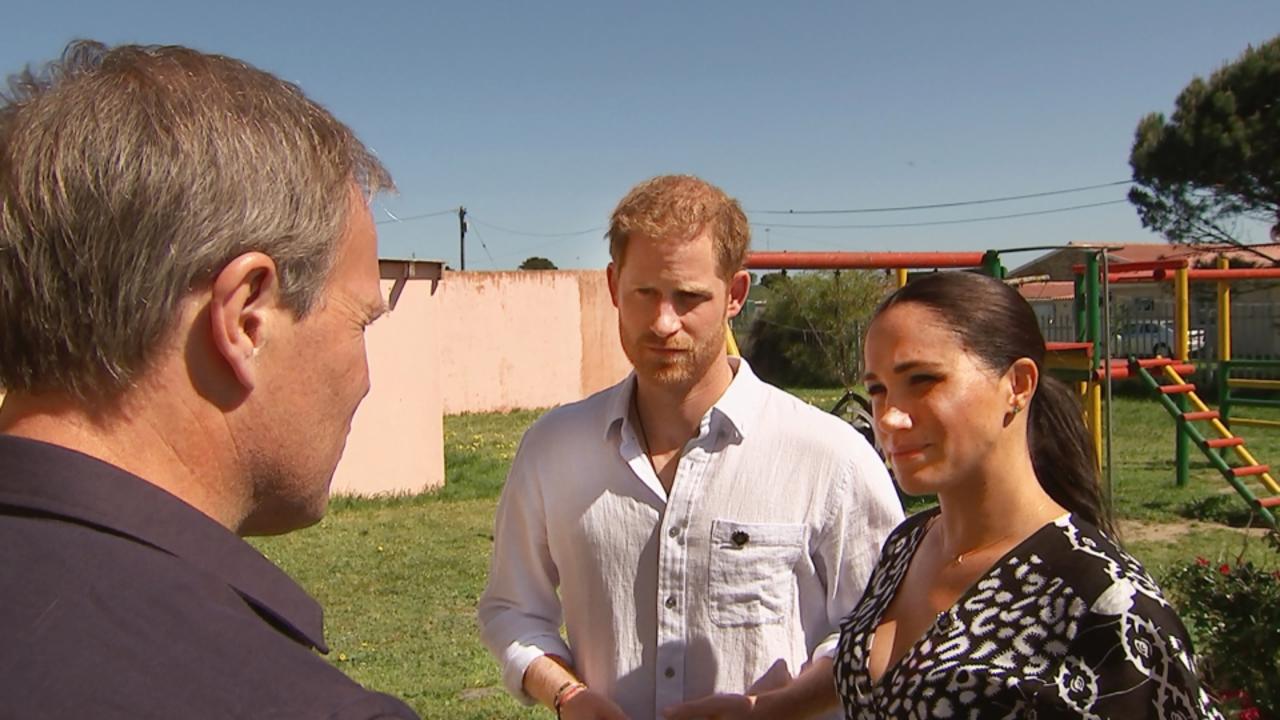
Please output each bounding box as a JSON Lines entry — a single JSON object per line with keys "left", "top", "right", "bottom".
{"left": 863, "top": 508, "right": 1069, "bottom": 689}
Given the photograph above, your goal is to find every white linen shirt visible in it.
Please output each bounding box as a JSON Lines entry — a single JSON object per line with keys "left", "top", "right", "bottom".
{"left": 478, "top": 359, "right": 902, "bottom": 720}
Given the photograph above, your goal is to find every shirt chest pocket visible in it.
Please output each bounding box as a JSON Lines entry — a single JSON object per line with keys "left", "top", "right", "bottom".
{"left": 707, "top": 519, "right": 806, "bottom": 628}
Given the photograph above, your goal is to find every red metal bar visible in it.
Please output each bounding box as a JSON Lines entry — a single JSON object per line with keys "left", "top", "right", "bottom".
{"left": 1258, "top": 496, "right": 1280, "bottom": 508}
{"left": 1185, "top": 268, "right": 1280, "bottom": 281}
{"left": 1205, "top": 437, "right": 1245, "bottom": 449}
{"left": 1232, "top": 464, "right": 1271, "bottom": 477}
{"left": 1045, "top": 341, "right": 1093, "bottom": 353}
{"left": 1159, "top": 384, "right": 1197, "bottom": 395}
{"left": 1131, "top": 357, "right": 1184, "bottom": 368}
{"left": 1183, "top": 410, "right": 1220, "bottom": 421}
{"left": 1098, "top": 361, "right": 1195, "bottom": 380}
{"left": 744, "top": 251, "right": 986, "bottom": 270}
{"left": 1150, "top": 267, "right": 1280, "bottom": 282}
{"left": 1072, "top": 259, "right": 1189, "bottom": 275}
{"left": 1106, "top": 272, "right": 1162, "bottom": 284}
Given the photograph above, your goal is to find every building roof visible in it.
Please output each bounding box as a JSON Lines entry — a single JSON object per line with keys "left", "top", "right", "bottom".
{"left": 1009, "top": 241, "right": 1280, "bottom": 280}
{"left": 1016, "top": 280, "right": 1075, "bottom": 302}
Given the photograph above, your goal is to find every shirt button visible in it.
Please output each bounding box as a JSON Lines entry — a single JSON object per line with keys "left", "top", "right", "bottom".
{"left": 731, "top": 530, "right": 750, "bottom": 547}
{"left": 665, "top": 595, "right": 677, "bottom": 609}
{"left": 664, "top": 667, "right": 675, "bottom": 679}
{"left": 668, "top": 526, "right": 680, "bottom": 538}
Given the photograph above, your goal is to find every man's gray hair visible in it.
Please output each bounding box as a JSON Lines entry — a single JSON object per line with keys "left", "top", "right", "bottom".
{"left": 0, "top": 40, "right": 394, "bottom": 399}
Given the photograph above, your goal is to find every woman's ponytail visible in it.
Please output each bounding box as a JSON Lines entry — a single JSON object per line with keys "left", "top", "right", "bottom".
{"left": 1028, "top": 374, "right": 1113, "bottom": 536}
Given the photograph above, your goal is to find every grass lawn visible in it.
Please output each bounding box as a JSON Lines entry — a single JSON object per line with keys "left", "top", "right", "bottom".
{"left": 254, "top": 392, "right": 1280, "bottom": 719}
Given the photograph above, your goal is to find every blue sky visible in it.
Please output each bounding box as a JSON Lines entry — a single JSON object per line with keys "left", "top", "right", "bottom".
{"left": 3, "top": 1, "right": 1278, "bottom": 270}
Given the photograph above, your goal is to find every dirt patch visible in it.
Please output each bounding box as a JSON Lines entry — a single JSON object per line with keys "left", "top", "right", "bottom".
{"left": 1118, "top": 518, "right": 1271, "bottom": 543}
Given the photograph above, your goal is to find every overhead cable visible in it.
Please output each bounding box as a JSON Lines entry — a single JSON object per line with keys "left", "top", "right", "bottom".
{"left": 753, "top": 199, "right": 1128, "bottom": 230}
{"left": 747, "top": 180, "right": 1131, "bottom": 215}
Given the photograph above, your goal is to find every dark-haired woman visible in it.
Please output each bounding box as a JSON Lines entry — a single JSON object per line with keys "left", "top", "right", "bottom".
{"left": 833, "top": 272, "right": 1220, "bottom": 719}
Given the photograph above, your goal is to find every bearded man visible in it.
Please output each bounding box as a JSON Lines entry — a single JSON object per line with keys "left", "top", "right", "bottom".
{"left": 478, "top": 175, "right": 902, "bottom": 720}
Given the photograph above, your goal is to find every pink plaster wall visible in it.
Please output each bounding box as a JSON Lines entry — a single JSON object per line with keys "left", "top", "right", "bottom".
{"left": 332, "top": 266, "right": 446, "bottom": 494}
{"left": 331, "top": 267, "right": 632, "bottom": 495}
{"left": 435, "top": 270, "right": 631, "bottom": 414}
{"left": 577, "top": 272, "right": 633, "bottom": 400}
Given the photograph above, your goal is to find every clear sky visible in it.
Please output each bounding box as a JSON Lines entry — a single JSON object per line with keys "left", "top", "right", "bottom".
{"left": 3, "top": 1, "right": 1278, "bottom": 270}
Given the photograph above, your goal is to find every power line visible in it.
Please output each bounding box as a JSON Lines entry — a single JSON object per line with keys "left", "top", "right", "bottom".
{"left": 376, "top": 179, "right": 1133, "bottom": 236}
{"left": 747, "top": 180, "right": 1131, "bottom": 215}
{"left": 375, "top": 208, "right": 455, "bottom": 225}
{"left": 753, "top": 199, "right": 1128, "bottom": 230}
{"left": 468, "top": 223, "right": 497, "bottom": 268}
{"left": 490, "top": 233, "right": 589, "bottom": 263}
{"left": 470, "top": 217, "right": 604, "bottom": 238}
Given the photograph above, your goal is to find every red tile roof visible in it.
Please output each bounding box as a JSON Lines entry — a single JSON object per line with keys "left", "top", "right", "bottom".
{"left": 1016, "top": 280, "right": 1075, "bottom": 302}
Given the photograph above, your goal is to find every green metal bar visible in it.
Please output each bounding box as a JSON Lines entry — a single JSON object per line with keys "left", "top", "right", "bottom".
{"left": 1180, "top": 420, "right": 1278, "bottom": 528}
{"left": 981, "top": 250, "right": 1005, "bottom": 279}
{"left": 1084, "top": 253, "right": 1100, "bottom": 372}
{"left": 1223, "top": 359, "right": 1280, "bottom": 369}
{"left": 1175, "top": 393, "right": 1190, "bottom": 486}
{"left": 1132, "top": 360, "right": 1183, "bottom": 416}
{"left": 1228, "top": 397, "right": 1280, "bottom": 409}
{"left": 1073, "top": 274, "right": 1086, "bottom": 344}
{"left": 1214, "top": 361, "right": 1228, "bottom": 462}
{"left": 1131, "top": 362, "right": 1278, "bottom": 530}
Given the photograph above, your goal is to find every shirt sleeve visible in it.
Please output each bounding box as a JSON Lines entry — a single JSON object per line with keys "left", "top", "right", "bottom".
{"left": 476, "top": 429, "right": 574, "bottom": 705}
{"left": 1030, "top": 578, "right": 1223, "bottom": 719}
{"left": 810, "top": 435, "right": 904, "bottom": 662}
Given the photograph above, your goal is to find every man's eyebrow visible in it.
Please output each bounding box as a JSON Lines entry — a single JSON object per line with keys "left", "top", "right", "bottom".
{"left": 673, "top": 282, "right": 715, "bottom": 295}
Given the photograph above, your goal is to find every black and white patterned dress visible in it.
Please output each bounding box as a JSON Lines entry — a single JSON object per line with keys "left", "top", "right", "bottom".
{"left": 834, "top": 508, "right": 1221, "bottom": 719}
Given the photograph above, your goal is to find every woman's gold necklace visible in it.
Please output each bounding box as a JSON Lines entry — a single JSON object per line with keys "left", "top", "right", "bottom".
{"left": 930, "top": 516, "right": 1016, "bottom": 567}
{"left": 951, "top": 534, "right": 1015, "bottom": 566}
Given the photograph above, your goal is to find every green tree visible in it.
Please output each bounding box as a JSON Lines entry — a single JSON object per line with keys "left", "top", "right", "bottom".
{"left": 518, "top": 256, "right": 558, "bottom": 270}
{"left": 1128, "top": 35, "right": 1280, "bottom": 265}
{"left": 744, "top": 270, "right": 889, "bottom": 388}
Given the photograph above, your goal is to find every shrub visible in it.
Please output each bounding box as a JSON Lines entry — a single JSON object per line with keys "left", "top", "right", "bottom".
{"left": 743, "top": 270, "right": 888, "bottom": 388}
{"left": 1163, "top": 555, "right": 1280, "bottom": 718}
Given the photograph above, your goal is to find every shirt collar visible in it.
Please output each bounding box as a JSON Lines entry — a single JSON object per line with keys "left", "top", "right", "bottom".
{"left": 603, "top": 356, "right": 767, "bottom": 442}
{"left": 0, "top": 435, "right": 329, "bottom": 652}
{"left": 712, "top": 356, "right": 766, "bottom": 440}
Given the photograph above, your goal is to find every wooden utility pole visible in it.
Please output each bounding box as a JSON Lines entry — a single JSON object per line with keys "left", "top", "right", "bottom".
{"left": 458, "top": 206, "right": 468, "bottom": 270}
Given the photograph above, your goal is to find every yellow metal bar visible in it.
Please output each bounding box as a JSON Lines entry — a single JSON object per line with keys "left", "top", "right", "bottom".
{"left": 895, "top": 268, "right": 908, "bottom": 288}
{"left": 725, "top": 322, "right": 740, "bottom": 357}
{"left": 1088, "top": 381, "right": 1102, "bottom": 470}
{"left": 1174, "top": 266, "right": 1189, "bottom": 362}
{"left": 1161, "top": 364, "right": 1280, "bottom": 493}
{"left": 1227, "top": 378, "right": 1280, "bottom": 390}
{"left": 1232, "top": 417, "right": 1280, "bottom": 429}
{"left": 1217, "top": 256, "right": 1231, "bottom": 362}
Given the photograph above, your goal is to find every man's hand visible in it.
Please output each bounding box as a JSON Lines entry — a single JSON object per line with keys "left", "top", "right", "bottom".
{"left": 663, "top": 656, "right": 837, "bottom": 720}
{"left": 559, "top": 688, "right": 629, "bottom": 720}
{"left": 662, "top": 693, "right": 760, "bottom": 720}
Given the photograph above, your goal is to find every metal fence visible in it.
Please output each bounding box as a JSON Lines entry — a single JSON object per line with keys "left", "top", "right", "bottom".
{"left": 1030, "top": 298, "right": 1280, "bottom": 373}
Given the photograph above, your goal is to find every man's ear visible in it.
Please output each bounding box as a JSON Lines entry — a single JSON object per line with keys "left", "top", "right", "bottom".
{"left": 208, "top": 252, "right": 283, "bottom": 391}
{"left": 725, "top": 270, "right": 751, "bottom": 318}
{"left": 606, "top": 262, "right": 620, "bottom": 309}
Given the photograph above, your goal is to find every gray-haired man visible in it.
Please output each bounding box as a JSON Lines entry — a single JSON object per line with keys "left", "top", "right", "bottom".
{"left": 0, "top": 41, "right": 417, "bottom": 719}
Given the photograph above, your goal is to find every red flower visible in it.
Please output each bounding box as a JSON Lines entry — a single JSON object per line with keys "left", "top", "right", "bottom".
{"left": 1196, "top": 556, "right": 1210, "bottom": 566}
{"left": 1219, "top": 563, "right": 1231, "bottom": 575}
{"left": 1239, "top": 707, "right": 1261, "bottom": 720}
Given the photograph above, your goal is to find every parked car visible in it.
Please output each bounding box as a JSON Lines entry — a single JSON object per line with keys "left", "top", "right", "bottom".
{"left": 1112, "top": 320, "right": 1206, "bottom": 358}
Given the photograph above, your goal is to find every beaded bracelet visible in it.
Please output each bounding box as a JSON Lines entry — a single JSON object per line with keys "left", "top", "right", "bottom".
{"left": 553, "top": 680, "right": 587, "bottom": 719}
